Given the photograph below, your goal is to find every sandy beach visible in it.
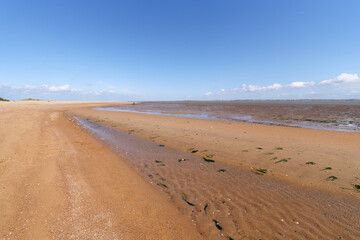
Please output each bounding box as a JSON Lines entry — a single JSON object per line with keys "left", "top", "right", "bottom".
{"left": 1, "top": 101, "right": 360, "bottom": 239}
{"left": 0, "top": 101, "right": 203, "bottom": 239}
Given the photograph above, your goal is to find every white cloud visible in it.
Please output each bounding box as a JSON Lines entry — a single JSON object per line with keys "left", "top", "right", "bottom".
{"left": 204, "top": 73, "right": 359, "bottom": 97}
{"left": 49, "top": 84, "right": 71, "bottom": 91}
{"left": 287, "top": 81, "right": 315, "bottom": 88}
{"left": 241, "top": 83, "right": 283, "bottom": 92}
{"left": 319, "top": 73, "right": 360, "bottom": 86}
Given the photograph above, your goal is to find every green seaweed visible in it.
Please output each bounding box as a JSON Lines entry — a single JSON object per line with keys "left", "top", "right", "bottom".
{"left": 326, "top": 176, "right": 338, "bottom": 181}
{"left": 217, "top": 169, "right": 227, "bottom": 173}
{"left": 305, "top": 162, "right": 316, "bottom": 165}
{"left": 154, "top": 160, "right": 162, "bottom": 163}
{"left": 181, "top": 193, "right": 195, "bottom": 206}
{"left": 256, "top": 169, "right": 267, "bottom": 174}
{"left": 270, "top": 157, "right": 278, "bottom": 160}
{"left": 157, "top": 183, "right": 168, "bottom": 189}
{"left": 275, "top": 147, "right": 283, "bottom": 150}
{"left": 191, "top": 149, "right": 199, "bottom": 153}
{"left": 275, "top": 158, "right": 289, "bottom": 164}
{"left": 242, "top": 150, "right": 249, "bottom": 152}
{"left": 213, "top": 219, "right": 223, "bottom": 231}
{"left": 128, "top": 129, "right": 135, "bottom": 134}
{"left": 321, "top": 167, "right": 332, "bottom": 171}
{"left": 264, "top": 152, "right": 274, "bottom": 155}
{"left": 203, "top": 157, "right": 215, "bottom": 163}
{"left": 256, "top": 147, "right": 263, "bottom": 150}
{"left": 204, "top": 203, "right": 208, "bottom": 213}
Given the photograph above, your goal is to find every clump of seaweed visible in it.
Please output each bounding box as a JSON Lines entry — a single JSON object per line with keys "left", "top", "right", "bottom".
{"left": 275, "top": 158, "right": 290, "bottom": 164}
{"left": 256, "top": 147, "right": 263, "bottom": 150}
{"left": 213, "top": 219, "right": 223, "bottom": 230}
{"left": 321, "top": 167, "right": 332, "bottom": 171}
{"left": 305, "top": 162, "right": 316, "bottom": 165}
{"left": 154, "top": 160, "right": 162, "bottom": 163}
{"left": 191, "top": 149, "right": 199, "bottom": 153}
{"left": 128, "top": 129, "right": 135, "bottom": 134}
{"left": 270, "top": 157, "right": 278, "bottom": 160}
{"left": 181, "top": 193, "right": 195, "bottom": 206}
{"left": 204, "top": 203, "right": 208, "bottom": 213}
{"left": 157, "top": 183, "right": 168, "bottom": 189}
{"left": 264, "top": 152, "right": 274, "bottom": 155}
{"left": 256, "top": 169, "right": 267, "bottom": 174}
{"left": 203, "top": 157, "right": 215, "bottom": 163}
{"left": 275, "top": 147, "right": 283, "bottom": 150}
{"left": 326, "top": 176, "right": 338, "bottom": 181}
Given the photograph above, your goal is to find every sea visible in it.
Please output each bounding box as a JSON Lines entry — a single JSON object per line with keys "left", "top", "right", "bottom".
{"left": 94, "top": 100, "right": 360, "bottom": 132}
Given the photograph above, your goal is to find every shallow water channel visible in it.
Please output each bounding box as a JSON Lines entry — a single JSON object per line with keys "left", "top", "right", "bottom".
{"left": 73, "top": 117, "right": 360, "bottom": 240}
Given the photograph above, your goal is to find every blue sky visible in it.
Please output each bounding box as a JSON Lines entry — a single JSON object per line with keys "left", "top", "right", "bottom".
{"left": 0, "top": 0, "right": 359, "bottom": 101}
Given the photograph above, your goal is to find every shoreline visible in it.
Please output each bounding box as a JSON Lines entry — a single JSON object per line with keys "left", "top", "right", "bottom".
{"left": 93, "top": 100, "right": 360, "bottom": 133}
{"left": 69, "top": 104, "right": 360, "bottom": 200}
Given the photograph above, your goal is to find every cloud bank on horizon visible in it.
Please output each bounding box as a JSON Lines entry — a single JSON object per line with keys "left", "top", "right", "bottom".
{"left": 1, "top": 73, "right": 359, "bottom": 101}
{"left": 204, "top": 73, "right": 360, "bottom": 98}
{"left": 0, "top": 83, "right": 139, "bottom": 101}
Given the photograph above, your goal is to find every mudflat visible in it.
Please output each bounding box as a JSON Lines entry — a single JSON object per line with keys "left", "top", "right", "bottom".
{"left": 1, "top": 101, "right": 360, "bottom": 239}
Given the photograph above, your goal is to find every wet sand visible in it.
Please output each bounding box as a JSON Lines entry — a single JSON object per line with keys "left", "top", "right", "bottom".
{"left": 73, "top": 117, "right": 360, "bottom": 239}
{"left": 70, "top": 104, "right": 360, "bottom": 199}
{"left": 1, "top": 101, "right": 360, "bottom": 239}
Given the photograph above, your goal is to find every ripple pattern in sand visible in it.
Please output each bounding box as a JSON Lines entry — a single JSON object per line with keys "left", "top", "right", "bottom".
{"left": 74, "top": 117, "right": 360, "bottom": 240}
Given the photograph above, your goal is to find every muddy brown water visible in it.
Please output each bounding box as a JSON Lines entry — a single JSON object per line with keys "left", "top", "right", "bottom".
{"left": 73, "top": 117, "right": 360, "bottom": 240}
{"left": 94, "top": 100, "right": 360, "bottom": 132}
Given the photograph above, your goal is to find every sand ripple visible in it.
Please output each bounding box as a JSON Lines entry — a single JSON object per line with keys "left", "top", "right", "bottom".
{"left": 74, "top": 117, "right": 360, "bottom": 240}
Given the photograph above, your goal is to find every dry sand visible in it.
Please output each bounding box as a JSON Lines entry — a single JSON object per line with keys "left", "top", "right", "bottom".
{"left": 1, "top": 101, "right": 360, "bottom": 239}
{"left": 0, "top": 101, "right": 203, "bottom": 239}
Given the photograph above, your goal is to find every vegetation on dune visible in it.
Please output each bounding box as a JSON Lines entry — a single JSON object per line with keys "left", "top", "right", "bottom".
{"left": 20, "top": 98, "right": 45, "bottom": 101}
{"left": 0, "top": 97, "right": 10, "bottom": 101}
